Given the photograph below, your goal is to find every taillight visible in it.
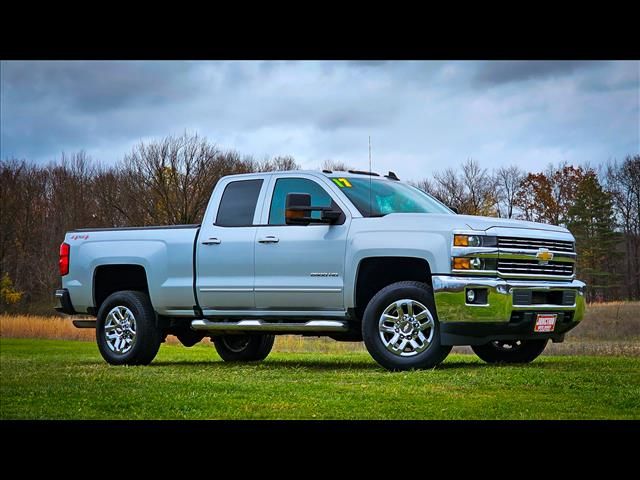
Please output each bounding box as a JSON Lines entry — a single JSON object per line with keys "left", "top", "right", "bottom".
{"left": 59, "top": 242, "right": 70, "bottom": 276}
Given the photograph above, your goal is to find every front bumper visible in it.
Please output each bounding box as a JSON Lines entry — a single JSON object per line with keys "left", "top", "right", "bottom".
{"left": 54, "top": 289, "right": 76, "bottom": 315}
{"left": 432, "top": 275, "right": 586, "bottom": 345}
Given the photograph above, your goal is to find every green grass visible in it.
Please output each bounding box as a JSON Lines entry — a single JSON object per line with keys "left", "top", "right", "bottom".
{"left": 1, "top": 338, "right": 639, "bottom": 419}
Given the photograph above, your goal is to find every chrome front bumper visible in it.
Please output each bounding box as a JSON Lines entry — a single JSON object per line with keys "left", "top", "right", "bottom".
{"left": 432, "top": 275, "right": 586, "bottom": 323}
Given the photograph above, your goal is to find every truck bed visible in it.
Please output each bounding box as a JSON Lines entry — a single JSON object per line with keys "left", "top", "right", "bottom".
{"left": 62, "top": 225, "right": 201, "bottom": 316}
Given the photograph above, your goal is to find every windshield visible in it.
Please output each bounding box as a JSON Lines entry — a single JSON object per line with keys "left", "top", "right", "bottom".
{"left": 331, "top": 177, "right": 454, "bottom": 217}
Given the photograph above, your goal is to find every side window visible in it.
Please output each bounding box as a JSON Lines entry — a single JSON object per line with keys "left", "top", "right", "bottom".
{"left": 216, "top": 179, "right": 263, "bottom": 227}
{"left": 268, "top": 178, "right": 334, "bottom": 225}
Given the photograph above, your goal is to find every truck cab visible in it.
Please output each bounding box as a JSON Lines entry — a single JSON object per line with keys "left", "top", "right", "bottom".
{"left": 55, "top": 169, "right": 585, "bottom": 370}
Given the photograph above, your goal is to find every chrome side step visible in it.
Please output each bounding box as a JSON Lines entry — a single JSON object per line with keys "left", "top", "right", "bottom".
{"left": 191, "top": 319, "right": 349, "bottom": 333}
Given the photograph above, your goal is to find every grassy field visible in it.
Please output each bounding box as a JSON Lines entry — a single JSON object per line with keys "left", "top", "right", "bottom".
{"left": 1, "top": 338, "right": 639, "bottom": 419}
{"left": 1, "top": 302, "right": 638, "bottom": 419}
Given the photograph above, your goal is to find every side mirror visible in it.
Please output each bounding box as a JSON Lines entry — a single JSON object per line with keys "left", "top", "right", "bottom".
{"left": 449, "top": 206, "right": 459, "bottom": 214}
{"left": 285, "top": 193, "right": 312, "bottom": 225}
{"left": 285, "top": 193, "right": 340, "bottom": 225}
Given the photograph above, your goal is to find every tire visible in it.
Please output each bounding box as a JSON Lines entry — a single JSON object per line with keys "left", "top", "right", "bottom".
{"left": 212, "top": 334, "right": 275, "bottom": 362}
{"left": 362, "top": 281, "right": 452, "bottom": 371}
{"left": 471, "top": 339, "right": 548, "bottom": 364}
{"left": 96, "top": 290, "right": 162, "bottom": 366}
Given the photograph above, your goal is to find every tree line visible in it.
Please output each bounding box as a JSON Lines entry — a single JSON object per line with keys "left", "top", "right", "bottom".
{"left": 1, "top": 133, "right": 638, "bottom": 313}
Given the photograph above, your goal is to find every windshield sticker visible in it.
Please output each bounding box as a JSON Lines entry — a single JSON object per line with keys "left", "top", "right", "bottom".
{"left": 332, "top": 178, "right": 352, "bottom": 188}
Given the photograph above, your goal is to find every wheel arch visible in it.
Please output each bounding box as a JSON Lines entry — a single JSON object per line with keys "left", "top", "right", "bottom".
{"left": 93, "top": 264, "right": 150, "bottom": 313}
{"left": 352, "top": 256, "right": 433, "bottom": 322}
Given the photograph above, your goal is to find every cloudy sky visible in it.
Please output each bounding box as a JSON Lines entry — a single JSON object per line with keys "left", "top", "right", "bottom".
{"left": 1, "top": 60, "right": 638, "bottom": 179}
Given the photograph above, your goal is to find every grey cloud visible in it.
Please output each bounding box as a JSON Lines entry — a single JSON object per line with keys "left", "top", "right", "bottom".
{"left": 473, "top": 60, "right": 601, "bottom": 87}
{"left": 1, "top": 60, "right": 638, "bottom": 181}
{"left": 3, "top": 61, "right": 206, "bottom": 113}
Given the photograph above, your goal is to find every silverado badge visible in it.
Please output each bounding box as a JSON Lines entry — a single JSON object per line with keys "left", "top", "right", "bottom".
{"left": 536, "top": 248, "right": 554, "bottom": 265}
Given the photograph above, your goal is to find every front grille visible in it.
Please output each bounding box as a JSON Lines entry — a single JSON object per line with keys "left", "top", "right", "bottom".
{"left": 497, "top": 236, "right": 574, "bottom": 252}
{"left": 498, "top": 259, "right": 574, "bottom": 277}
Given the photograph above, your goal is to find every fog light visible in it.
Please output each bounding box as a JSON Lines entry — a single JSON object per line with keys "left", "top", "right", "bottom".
{"left": 466, "top": 289, "right": 476, "bottom": 303}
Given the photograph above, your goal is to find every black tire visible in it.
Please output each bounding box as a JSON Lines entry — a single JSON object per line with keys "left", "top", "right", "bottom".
{"left": 212, "top": 334, "right": 275, "bottom": 362}
{"left": 362, "top": 281, "right": 452, "bottom": 371}
{"left": 471, "top": 339, "right": 548, "bottom": 364}
{"left": 96, "top": 290, "right": 162, "bottom": 366}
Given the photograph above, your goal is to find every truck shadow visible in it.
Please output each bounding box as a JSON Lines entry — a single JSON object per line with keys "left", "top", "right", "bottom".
{"left": 146, "top": 358, "right": 526, "bottom": 371}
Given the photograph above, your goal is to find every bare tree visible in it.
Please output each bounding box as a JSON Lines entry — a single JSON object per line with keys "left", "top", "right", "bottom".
{"left": 119, "top": 133, "right": 223, "bottom": 225}
{"left": 604, "top": 155, "right": 640, "bottom": 299}
{"left": 321, "top": 159, "right": 354, "bottom": 172}
{"left": 432, "top": 167, "right": 467, "bottom": 211}
{"left": 460, "top": 158, "right": 497, "bottom": 216}
{"left": 258, "top": 155, "right": 300, "bottom": 172}
{"left": 409, "top": 178, "right": 437, "bottom": 196}
{"left": 495, "top": 165, "right": 525, "bottom": 218}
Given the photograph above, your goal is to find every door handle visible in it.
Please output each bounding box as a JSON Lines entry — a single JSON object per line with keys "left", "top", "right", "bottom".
{"left": 202, "top": 237, "right": 221, "bottom": 245}
{"left": 258, "top": 235, "right": 279, "bottom": 244}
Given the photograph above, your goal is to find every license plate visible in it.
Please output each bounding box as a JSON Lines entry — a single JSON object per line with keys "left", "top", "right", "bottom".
{"left": 534, "top": 314, "right": 557, "bottom": 332}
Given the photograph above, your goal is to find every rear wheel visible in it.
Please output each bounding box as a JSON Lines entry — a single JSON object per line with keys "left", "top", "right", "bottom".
{"left": 212, "top": 334, "right": 275, "bottom": 362}
{"left": 96, "top": 290, "right": 162, "bottom": 366}
{"left": 362, "top": 281, "right": 452, "bottom": 371}
{"left": 471, "top": 339, "right": 548, "bottom": 364}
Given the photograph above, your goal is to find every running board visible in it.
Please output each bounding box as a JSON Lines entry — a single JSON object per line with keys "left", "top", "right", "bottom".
{"left": 191, "top": 319, "right": 349, "bottom": 333}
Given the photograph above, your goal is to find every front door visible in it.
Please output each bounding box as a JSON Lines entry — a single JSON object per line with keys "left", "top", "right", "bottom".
{"left": 254, "top": 176, "right": 350, "bottom": 311}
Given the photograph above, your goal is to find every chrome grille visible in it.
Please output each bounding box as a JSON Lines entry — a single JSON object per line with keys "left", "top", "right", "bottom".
{"left": 498, "top": 259, "right": 574, "bottom": 277}
{"left": 497, "top": 236, "right": 574, "bottom": 252}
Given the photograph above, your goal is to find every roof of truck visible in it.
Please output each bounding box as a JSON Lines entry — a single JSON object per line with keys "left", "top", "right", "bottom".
{"left": 224, "top": 169, "right": 400, "bottom": 181}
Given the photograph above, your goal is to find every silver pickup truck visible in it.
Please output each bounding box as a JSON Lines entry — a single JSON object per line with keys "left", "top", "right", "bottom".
{"left": 55, "top": 169, "right": 585, "bottom": 370}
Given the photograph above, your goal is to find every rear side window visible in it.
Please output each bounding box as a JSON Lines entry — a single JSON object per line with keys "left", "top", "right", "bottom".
{"left": 216, "top": 179, "right": 263, "bottom": 227}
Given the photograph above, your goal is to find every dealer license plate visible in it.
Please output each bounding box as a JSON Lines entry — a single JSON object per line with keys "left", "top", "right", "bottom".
{"left": 534, "top": 314, "right": 557, "bottom": 332}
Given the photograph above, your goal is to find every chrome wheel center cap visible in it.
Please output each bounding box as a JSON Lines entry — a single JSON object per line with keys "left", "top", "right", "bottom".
{"left": 399, "top": 320, "right": 414, "bottom": 334}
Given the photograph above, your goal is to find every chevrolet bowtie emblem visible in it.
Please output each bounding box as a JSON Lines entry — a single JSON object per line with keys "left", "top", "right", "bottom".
{"left": 536, "top": 248, "right": 554, "bottom": 264}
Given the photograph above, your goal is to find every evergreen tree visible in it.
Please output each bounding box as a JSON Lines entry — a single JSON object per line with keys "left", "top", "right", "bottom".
{"left": 567, "top": 172, "right": 619, "bottom": 301}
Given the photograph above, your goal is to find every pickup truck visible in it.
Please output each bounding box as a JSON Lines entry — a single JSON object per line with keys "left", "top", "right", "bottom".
{"left": 55, "top": 169, "right": 586, "bottom": 370}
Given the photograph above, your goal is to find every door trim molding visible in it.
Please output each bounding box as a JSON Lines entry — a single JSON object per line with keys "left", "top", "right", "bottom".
{"left": 201, "top": 309, "right": 348, "bottom": 318}
{"left": 199, "top": 287, "right": 253, "bottom": 292}
{"left": 254, "top": 287, "right": 342, "bottom": 293}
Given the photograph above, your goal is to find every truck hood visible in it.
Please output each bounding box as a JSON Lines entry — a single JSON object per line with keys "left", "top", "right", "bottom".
{"left": 452, "top": 214, "right": 569, "bottom": 234}
{"left": 369, "top": 213, "right": 570, "bottom": 236}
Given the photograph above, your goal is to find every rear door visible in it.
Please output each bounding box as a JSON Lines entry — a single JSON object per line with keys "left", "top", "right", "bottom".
{"left": 196, "top": 177, "right": 268, "bottom": 313}
{"left": 253, "top": 174, "right": 351, "bottom": 312}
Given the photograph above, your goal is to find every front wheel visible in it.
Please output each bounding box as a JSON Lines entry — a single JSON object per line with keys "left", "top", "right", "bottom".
{"left": 212, "top": 334, "right": 275, "bottom": 362}
{"left": 362, "top": 281, "right": 452, "bottom": 371}
{"left": 471, "top": 339, "right": 548, "bottom": 364}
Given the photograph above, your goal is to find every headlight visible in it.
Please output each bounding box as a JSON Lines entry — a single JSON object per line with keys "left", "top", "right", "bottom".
{"left": 453, "top": 234, "right": 481, "bottom": 247}
{"left": 452, "top": 234, "right": 497, "bottom": 248}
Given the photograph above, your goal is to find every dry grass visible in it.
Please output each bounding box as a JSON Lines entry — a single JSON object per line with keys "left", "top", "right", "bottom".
{"left": 0, "top": 314, "right": 96, "bottom": 342}
{"left": 1, "top": 301, "right": 638, "bottom": 356}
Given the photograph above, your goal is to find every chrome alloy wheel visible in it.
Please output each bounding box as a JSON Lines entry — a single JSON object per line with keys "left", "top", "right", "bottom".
{"left": 378, "top": 299, "right": 435, "bottom": 357}
{"left": 104, "top": 306, "right": 137, "bottom": 354}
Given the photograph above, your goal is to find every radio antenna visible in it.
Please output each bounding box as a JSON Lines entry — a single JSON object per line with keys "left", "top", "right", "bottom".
{"left": 368, "top": 135, "right": 372, "bottom": 217}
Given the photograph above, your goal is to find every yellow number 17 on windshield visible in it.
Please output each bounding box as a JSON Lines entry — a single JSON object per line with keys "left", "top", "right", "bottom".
{"left": 332, "top": 178, "right": 352, "bottom": 188}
